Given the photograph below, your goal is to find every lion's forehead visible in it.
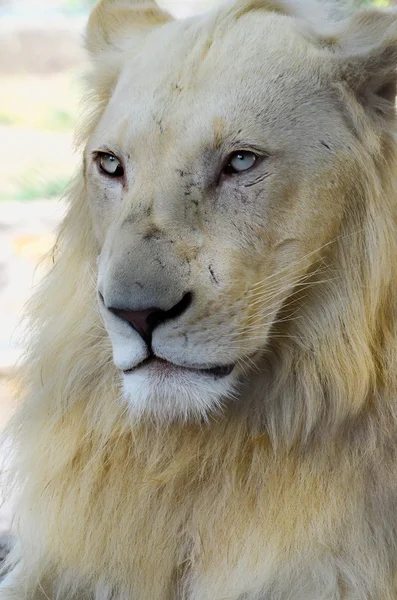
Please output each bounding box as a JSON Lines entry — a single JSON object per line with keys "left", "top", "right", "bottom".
{"left": 96, "top": 11, "right": 334, "bottom": 153}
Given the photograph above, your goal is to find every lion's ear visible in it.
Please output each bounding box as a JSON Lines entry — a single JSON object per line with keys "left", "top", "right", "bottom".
{"left": 86, "top": 0, "right": 172, "bottom": 57}
{"left": 336, "top": 10, "right": 397, "bottom": 122}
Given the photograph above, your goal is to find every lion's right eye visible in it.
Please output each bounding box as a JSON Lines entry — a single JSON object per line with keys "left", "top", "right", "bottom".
{"left": 222, "top": 150, "right": 258, "bottom": 176}
{"left": 96, "top": 153, "right": 124, "bottom": 178}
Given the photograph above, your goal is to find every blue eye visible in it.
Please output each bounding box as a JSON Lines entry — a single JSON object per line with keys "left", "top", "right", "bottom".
{"left": 224, "top": 151, "right": 257, "bottom": 175}
{"left": 97, "top": 153, "right": 124, "bottom": 178}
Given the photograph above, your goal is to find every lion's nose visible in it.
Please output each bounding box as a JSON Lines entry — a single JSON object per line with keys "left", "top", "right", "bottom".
{"left": 108, "top": 292, "right": 192, "bottom": 345}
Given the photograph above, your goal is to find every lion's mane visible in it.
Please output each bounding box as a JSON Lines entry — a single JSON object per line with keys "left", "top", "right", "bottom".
{"left": 2, "top": 0, "right": 397, "bottom": 598}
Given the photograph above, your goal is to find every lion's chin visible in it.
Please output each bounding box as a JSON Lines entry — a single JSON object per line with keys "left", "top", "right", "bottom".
{"left": 122, "top": 358, "right": 238, "bottom": 422}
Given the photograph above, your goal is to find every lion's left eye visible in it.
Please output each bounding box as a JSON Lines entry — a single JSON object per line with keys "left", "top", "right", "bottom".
{"left": 224, "top": 151, "right": 257, "bottom": 175}
{"left": 97, "top": 153, "right": 124, "bottom": 178}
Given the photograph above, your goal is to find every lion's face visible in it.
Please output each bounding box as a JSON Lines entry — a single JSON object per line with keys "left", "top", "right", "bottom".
{"left": 85, "top": 1, "right": 395, "bottom": 421}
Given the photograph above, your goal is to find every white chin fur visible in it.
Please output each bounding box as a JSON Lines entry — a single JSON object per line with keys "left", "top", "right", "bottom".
{"left": 122, "top": 367, "right": 237, "bottom": 422}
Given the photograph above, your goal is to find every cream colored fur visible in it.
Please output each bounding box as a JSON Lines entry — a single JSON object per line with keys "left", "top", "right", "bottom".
{"left": 1, "top": 0, "right": 397, "bottom": 598}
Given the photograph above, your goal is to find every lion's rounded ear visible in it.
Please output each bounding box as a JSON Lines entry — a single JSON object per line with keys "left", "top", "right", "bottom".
{"left": 336, "top": 10, "right": 397, "bottom": 121}
{"left": 86, "top": 0, "right": 172, "bottom": 57}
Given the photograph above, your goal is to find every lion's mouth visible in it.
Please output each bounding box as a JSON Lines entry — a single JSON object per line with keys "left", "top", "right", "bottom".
{"left": 123, "top": 356, "right": 235, "bottom": 378}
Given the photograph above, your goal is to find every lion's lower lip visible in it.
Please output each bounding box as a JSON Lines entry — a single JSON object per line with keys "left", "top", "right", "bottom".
{"left": 123, "top": 357, "right": 235, "bottom": 378}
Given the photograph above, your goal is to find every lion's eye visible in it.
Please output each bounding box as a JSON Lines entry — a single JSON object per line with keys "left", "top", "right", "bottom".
{"left": 97, "top": 153, "right": 124, "bottom": 178}
{"left": 224, "top": 151, "right": 257, "bottom": 175}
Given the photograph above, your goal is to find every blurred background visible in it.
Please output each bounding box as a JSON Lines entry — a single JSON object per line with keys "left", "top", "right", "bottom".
{"left": 0, "top": 0, "right": 393, "bottom": 543}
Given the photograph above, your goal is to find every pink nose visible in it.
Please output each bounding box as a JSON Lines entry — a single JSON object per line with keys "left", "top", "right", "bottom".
{"left": 110, "top": 307, "right": 163, "bottom": 344}
{"left": 108, "top": 292, "right": 192, "bottom": 346}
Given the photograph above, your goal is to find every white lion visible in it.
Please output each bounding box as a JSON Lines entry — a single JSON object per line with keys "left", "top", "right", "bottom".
{"left": 1, "top": 0, "right": 397, "bottom": 598}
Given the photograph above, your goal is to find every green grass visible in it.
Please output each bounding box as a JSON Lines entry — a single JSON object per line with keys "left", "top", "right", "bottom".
{"left": 0, "top": 72, "right": 81, "bottom": 134}
{"left": 0, "top": 108, "right": 75, "bottom": 132}
{"left": 358, "top": 0, "right": 390, "bottom": 4}
{"left": 65, "top": 0, "right": 96, "bottom": 8}
{"left": 0, "top": 175, "right": 70, "bottom": 202}
{"left": 0, "top": 106, "right": 77, "bottom": 134}
{"left": 0, "top": 112, "right": 17, "bottom": 126}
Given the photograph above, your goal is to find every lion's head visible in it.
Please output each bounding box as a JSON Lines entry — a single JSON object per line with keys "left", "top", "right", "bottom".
{"left": 75, "top": 0, "right": 397, "bottom": 425}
